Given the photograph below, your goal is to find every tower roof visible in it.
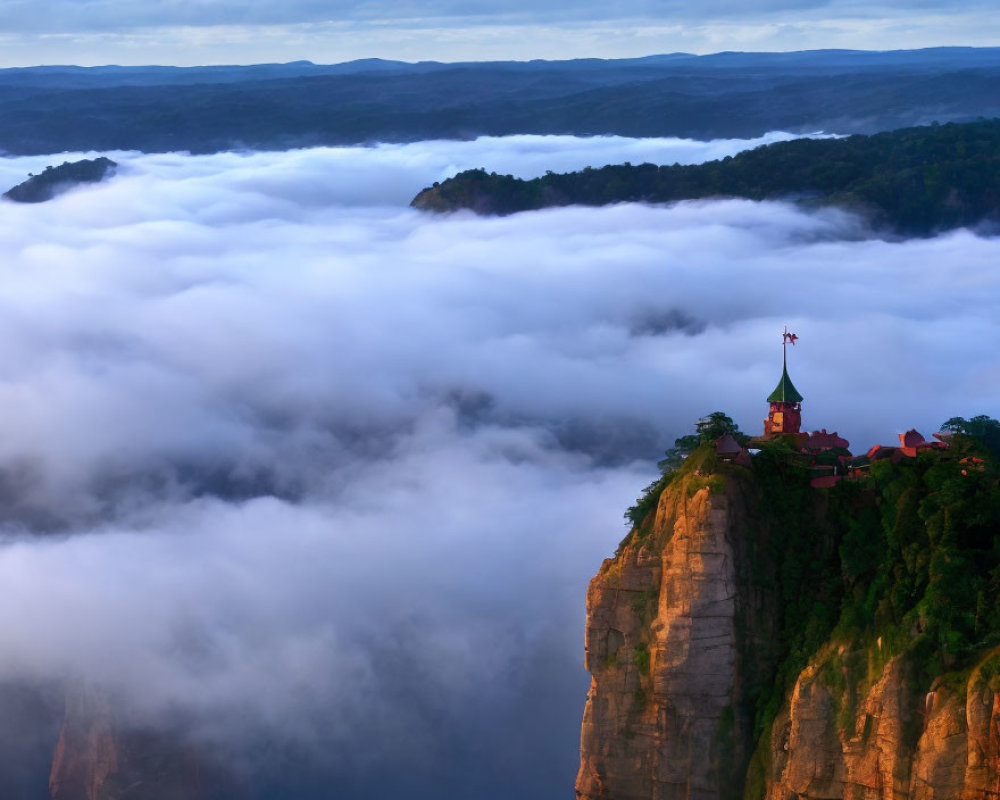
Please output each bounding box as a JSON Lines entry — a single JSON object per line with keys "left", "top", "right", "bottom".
{"left": 767, "top": 355, "right": 803, "bottom": 404}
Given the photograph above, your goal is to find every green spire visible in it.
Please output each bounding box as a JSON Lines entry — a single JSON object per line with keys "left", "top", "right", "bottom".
{"left": 767, "top": 349, "right": 803, "bottom": 404}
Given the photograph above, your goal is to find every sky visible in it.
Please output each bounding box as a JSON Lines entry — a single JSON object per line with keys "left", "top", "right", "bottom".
{"left": 0, "top": 0, "right": 997, "bottom": 65}
{"left": 0, "top": 135, "right": 998, "bottom": 796}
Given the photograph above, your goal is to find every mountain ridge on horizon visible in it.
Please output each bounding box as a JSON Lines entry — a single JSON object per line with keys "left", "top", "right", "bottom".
{"left": 0, "top": 46, "right": 997, "bottom": 154}
{"left": 5, "top": 44, "right": 1000, "bottom": 75}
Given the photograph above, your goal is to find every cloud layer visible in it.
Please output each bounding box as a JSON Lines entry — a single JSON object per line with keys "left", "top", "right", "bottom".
{"left": 0, "top": 134, "right": 998, "bottom": 796}
{"left": 0, "top": 0, "right": 994, "bottom": 33}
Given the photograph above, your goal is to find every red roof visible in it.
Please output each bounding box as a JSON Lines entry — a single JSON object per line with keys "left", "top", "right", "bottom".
{"left": 867, "top": 445, "right": 898, "bottom": 461}
{"left": 716, "top": 433, "right": 743, "bottom": 455}
{"left": 805, "top": 429, "right": 850, "bottom": 451}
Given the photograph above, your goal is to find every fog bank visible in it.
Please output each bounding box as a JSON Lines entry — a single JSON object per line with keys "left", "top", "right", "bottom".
{"left": 0, "top": 134, "right": 996, "bottom": 797}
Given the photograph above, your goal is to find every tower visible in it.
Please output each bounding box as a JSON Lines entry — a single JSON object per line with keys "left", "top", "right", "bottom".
{"left": 764, "top": 328, "right": 803, "bottom": 435}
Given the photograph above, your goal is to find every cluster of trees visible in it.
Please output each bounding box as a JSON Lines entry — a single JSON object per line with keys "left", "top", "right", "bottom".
{"left": 624, "top": 411, "right": 746, "bottom": 527}
{"left": 942, "top": 414, "right": 1000, "bottom": 457}
{"left": 843, "top": 417, "right": 1000, "bottom": 654}
{"left": 3, "top": 157, "right": 117, "bottom": 203}
{"left": 656, "top": 411, "right": 748, "bottom": 472}
{"left": 414, "top": 118, "right": 1000, "bottom": 235}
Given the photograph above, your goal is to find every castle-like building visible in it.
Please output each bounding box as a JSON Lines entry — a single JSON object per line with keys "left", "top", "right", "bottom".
{"left": 763, "top": 331, "right": 803, "bottom": 436}
{"left": 757, "top": 329, "right": 853, "bottom": 453}
{"left": 739, "top": 328, "right": 950, "bottom": 487}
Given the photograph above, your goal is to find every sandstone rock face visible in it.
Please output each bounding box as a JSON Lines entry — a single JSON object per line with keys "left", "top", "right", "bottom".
{"left": 765, "top": 654, "right": 920, "bottom": 800}
{"left": 764, "top": 649, "right": 1000, "bottom": 800}
{"left": 576, "top": 471, "right": 777, "bottom": 800}
{"left": 962, "top": 661, "right": 1000, "bottom": 800}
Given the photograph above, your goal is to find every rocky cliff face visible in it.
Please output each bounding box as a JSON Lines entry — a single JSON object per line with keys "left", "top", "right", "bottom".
{"left": 576, "top": 462, "right": 780, "bottom": 800}
{"left": 762, "top": 648, "right": 1000, "bottom": 800}
{"left": 49, "top": 685, "right": 119, "bottom": 800}
{"left": 578, "top": 440, "right": 1000, "bottom": 800}
{"left": 48, "top": 685, "right": 223, "bottom": 800}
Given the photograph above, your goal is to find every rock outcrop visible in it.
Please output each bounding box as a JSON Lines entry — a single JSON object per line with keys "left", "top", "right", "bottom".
{"left": 763, "top": 654, "right": 920, "bottom": 800}
{"left": 759, "top": 647, "right": 1000, "bottom": 800}
{"left": 577, "top": 460, "right": 780, "bottom": 800}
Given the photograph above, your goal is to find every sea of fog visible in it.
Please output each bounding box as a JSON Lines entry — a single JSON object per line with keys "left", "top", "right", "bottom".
{"left": 0, "top": 132, "right": 997, "bottom": 798}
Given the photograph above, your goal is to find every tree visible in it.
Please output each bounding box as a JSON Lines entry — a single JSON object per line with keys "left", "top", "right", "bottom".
{"left": 658, "top": 411, "right": 748, "bottom": 473}
{"left": 941, "top": 415, "right": 1000, "bottom": 458}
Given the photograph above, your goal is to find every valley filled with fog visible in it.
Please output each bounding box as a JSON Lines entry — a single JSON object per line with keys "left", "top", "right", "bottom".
{"left": 0, "top": 133, "right": 998, "bottom": 798}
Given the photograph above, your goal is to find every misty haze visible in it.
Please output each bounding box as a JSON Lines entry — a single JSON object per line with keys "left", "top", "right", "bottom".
{"left": 0, "top": 132, "right": 998, "bottom": 798}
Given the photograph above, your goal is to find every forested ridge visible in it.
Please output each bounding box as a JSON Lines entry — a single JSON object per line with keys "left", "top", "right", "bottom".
{"left": 412, "top": 118, "right": 1000, "bottom": 235}
{"left": 0, "top": 49, "right": 999, "bottom": 153}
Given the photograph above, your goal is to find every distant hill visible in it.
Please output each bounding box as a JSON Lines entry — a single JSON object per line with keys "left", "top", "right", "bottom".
{"left": 0, "top": 48, "right": 999, "bottom": 154}
{"left": 411, "top": 118, "right": 1000, "bottom": 236}
{"left": 3, "top": 157, "right": 117, "bottom": 203}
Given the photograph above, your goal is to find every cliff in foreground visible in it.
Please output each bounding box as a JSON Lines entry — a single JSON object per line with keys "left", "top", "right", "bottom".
{"left": 578, "top": 431, "right": 1000, "bottom": 800}
{"left": 412, "top": 119, "right": 1000, "bottom": 236}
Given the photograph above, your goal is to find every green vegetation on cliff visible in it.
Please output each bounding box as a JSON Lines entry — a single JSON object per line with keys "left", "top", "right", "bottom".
{"left": 754, "top": 425, "right": 1000, "bottom": 699}
{"left": 742, "top": 421, "right": 1000, "bottom": 799}
{"left": 702, "top": 414, "right": 1000, "bottom": 800}
{"left": 412, "top": 119, "right": 1000, "bottom": 235}
{"left": 628, "top": 414, "right": 1000, "bottom": 792}
{"left": 624, "top": 412, "right": 747, "bottom": 530}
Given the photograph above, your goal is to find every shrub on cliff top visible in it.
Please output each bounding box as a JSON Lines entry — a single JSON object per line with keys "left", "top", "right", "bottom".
{"left": 623, "top": 411, "right": 747, "bottom": 534}
{"left": 942, "top": 414, "right": 1000, "bottom": 459}
{"left": 658, "top": 411, "right": 749, "bottom": 473}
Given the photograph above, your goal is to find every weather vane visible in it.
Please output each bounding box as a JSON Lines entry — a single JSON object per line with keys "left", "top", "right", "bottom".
{"left": 782, "top": 326, "right": 798, "bottom": 350}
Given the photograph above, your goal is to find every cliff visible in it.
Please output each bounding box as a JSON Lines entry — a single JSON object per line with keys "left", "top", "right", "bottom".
{"left": 760, "top": 647, "right": 1000, "bottom": 800}
{"left": 577, "top": 451, "right": 781, "bottom": 800}
{"left": 48, "top": 685, "right": 235, "bottom": 800}
{"left": 578, "top": 433, "right": 1000, "bottom": 800}
{"left": 3, "top": 157, "right": 117, "bottom": 204}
